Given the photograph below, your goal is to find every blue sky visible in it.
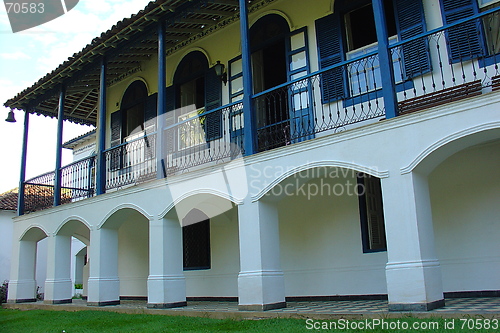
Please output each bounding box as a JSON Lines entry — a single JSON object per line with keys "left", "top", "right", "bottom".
{"left": 0, "top": 0, "right": 151, "bottom": 193}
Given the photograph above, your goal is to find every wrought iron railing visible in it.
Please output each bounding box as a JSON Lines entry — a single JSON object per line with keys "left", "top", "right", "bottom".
{"left": 61, "top": 156, "right": 96, "bottom": 201}
{"left": 252, "top": 7, "right": 500, "bottom": 152}
{"left": 23, "top": 155, "right": 96, "bottom": 213}
{"left": 392, "top": 7, "right": 500, "bottom": 114}
{"left": 24, "top": 171, "right": 55, "bottom": 213}
{"left": 104, "top": 133, "right": 157, "bottom": 190}
{"left": 253, "top": 54, "right": 386, "bottom": 153}
{"left": 161, "top": 102, "right": 245, "bottom": 175}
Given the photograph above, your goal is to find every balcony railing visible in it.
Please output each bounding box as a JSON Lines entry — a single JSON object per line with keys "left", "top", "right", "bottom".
{"left": 20, "top": 8, "right": 500, "bottom": 213}
{"left": 161, "top": 102, "right": 245, "bottom": 176}
{"left": 105, "top": 133, "right": 157, "bottom": 190}
{"left": 23, "top": 156, "right": 96, "bottom": 213}
{"left": 392, "top": 7, "right": 499, "bottom": 114}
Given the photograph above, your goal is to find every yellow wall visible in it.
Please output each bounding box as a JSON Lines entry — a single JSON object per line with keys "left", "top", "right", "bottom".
{"left": 103, "top": 0, "right": 333, "bottom": 146}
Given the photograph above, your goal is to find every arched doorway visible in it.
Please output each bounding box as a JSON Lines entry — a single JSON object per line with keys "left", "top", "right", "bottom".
{"left": 165, "top": 50, "right": 223, "bottom": 154}
{"left": 251, "top": 14, "right": 290, "bottom": 151}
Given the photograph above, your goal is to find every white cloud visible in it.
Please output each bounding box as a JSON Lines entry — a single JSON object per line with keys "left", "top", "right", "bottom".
{"left": 0, "top": 51, "right": 31, "bottom": 60}
{"left": 0, "top": 0, "right": 151, "bottom": 193}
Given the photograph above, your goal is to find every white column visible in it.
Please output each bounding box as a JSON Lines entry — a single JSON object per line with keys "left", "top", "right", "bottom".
{"left": 147, "top": 217, "right": 186, "bottom": 308}
{"left": 382, "top": 171, "right": 444, "bottom": 311}
{"left": 87, "top": 227, "right": 120, "bottom": 306}
{"left": 7, "top": 240, "right": 37, "bottom": 303}
{"left": 44, "top": 234, "right": 72, "bottom": 304}
{"left": 237, "top": 198, "right": 285, "bottom": 311}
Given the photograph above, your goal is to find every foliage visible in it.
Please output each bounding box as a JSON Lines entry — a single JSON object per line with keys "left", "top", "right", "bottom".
{"left": 0, "top": 280, "right": 7, "bottom": 304}
{"left": 74, "top": 284, "right": 83, "bottom": 289}
{"left": 36, "top": 286, "right": 43, "bottom": 301}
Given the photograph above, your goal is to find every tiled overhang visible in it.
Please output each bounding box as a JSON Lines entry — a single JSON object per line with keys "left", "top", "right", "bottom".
{"left": 3, "top": 0, "right": 275, "bottom": 126}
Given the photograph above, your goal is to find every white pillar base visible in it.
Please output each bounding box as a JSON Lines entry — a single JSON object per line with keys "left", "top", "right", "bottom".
{"left": 44, "top": 278, "right": 73, "bottom": 304}
{"left": 147, "top": 275, "right": 187, "bottom": 308}
{"left": 7, "top": 279, "right": 37, "bottom": 303}
{"left": 87, "top": 277, "right": 120, "bottom": 306}
{"left": 386, "top": 259, "right": 444, "bottom": 311}
{"left": 238, "top": 270, "right": 286, "bottom": 311}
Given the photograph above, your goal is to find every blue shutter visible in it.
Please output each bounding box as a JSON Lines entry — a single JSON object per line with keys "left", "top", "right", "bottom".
{"left": 204, "top": 67, "right": 222, "bottom": 141}
{"left": 144, "top": 92, "right": 157, "bottom": 134}
{"left": 441, "top": 0, "right": 483, "bottom": 62}
{"left": 315, "top": 13, "right": 345, "bottom": 103}
{"left": 110, "top": 110, "right": 122, "bottom": 147}
{"left": 164, "top": 85, "right": 176, "bottom": 153}
{"left": 110, "top": 110, "right": 122, "bottom": 170}
{"left": 394, "top": 0, "right": 431, "bottom": 78}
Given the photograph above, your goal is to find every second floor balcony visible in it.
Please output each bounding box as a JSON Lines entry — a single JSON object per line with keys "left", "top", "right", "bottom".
{"left": 7, "top": 0, "right": 500, "bottom": 214}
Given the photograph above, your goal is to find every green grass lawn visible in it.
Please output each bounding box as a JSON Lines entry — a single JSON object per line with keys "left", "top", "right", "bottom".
{"left": 0, "top": 308, "right": 498, "bottom": 332}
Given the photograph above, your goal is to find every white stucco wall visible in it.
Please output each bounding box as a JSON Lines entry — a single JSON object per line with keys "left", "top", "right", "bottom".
{"left": 118, "top": 218, "right": 149, "bottom": 297}
{"left": 0, "top": 210, "right": 15, "bottom": 283}
{"left": 185, "top": 209, "right": 240, "bottom": 298}
{"left": 35, "top": 238, "right": 47, "bottom": 294}
{"left": 279, "top": 173, "right": 388, "bottom": 296}
{"left": 430, "top": 140, "right": 500, "bottom": 293}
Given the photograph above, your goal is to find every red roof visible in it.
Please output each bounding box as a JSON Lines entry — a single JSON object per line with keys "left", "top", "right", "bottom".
{"left": 0, "top": 189, "right": 18, "bottom": 211}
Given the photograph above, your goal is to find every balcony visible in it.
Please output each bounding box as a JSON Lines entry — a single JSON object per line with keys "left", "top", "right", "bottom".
{"left": 21, "top": 8, "right": 500, "bottom": 214}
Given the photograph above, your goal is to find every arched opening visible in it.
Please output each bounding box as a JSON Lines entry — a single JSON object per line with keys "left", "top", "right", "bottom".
{"left": 109, "top": 80, "right": 156, "bottom": 186}
{"left": 94, "top": 207, "right": 150, "bottom": 302}
{"left": 250, "top": 14, "right": 290, "bottom": 151}
{"left": 264, "top": 166, "right": 388, "bottom": 297}
{"left": 174, "top": 51, "right": 210, "bottom": 150}
{"left": 55, "top": 219, "right": 90, "bottom": 300}
{"left": 429, "top": 139, "right": 500, "bottom": 294}
{"left": 166, "top": 194, "right": 240, "bottom": 299}
{"left": 9, "top": 227, "right": 48, "bottom": 302}
{"left": 120, "top": 80, "right": 148, "bottom": 140}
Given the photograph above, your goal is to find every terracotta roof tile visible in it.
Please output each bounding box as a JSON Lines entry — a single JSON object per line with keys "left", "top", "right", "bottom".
{"left": 0, "top": 189, "right": 18, "bottom": 211}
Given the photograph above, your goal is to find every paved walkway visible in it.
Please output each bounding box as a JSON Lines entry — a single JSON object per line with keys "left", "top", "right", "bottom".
{"left": 4, "top": 298, "right": 500, "bottom": 319}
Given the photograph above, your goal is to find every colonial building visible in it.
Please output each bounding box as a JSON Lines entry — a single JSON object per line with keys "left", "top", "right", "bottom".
{"left": 4, "top": 0, "right": 500, "bottom": 311}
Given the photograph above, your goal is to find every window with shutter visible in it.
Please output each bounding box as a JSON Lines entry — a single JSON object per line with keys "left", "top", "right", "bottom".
{"left": 357, "top": 173, "right": 387, "bottom": 252}
{"left": 204, "top": 67, "right": 222, "bottom": 141}
{"left": 144, "top": 92, "right": 157, "bottom": 135}
{"left": 441, "top": 0, "right": 484, "bottom": 63}
{"left": 109, "top": 80, "right": 153, "bottom": 171}
{"left": 164, "top": 85, "right": 176, "bottom": 155}
{"left": 315, "top": 12, "right": 346, "bottom": 103}
{"left": 171, "top": 51, "right": 223, "bottom": 150}
{"left": 110, "top": 110, "right": 123, "bottom": 171}
{"left": 394, "top": 0, "right": 431, "bottom": 78}
{"left": 478, "top": 0, "right": 500, "bottom": 62}
{"left": 315, "top": 0, "right": 430, "bottom": 102}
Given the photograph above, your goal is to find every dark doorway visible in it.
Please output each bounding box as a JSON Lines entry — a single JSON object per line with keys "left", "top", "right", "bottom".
{"left": 251, "top": 14, "right": 290, "bottom": 151}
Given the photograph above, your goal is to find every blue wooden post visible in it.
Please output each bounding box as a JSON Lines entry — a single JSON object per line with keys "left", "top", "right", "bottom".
{"left": 17, "top": 111, "right": 29, "bottom": 216}
{"left": 372, "top": 0, "right": 399, "bottom": 118}
{"left": 157, "top": 20, "right": 166, "bottom": 179}
{"left": 96, "top": 56, "right": 107, "bottom": 195}
{"left": 239, "top": 0, "right": 256, "bottom": 155}
{"left": 54, "top": 84, "right": 65, "bottom": 206}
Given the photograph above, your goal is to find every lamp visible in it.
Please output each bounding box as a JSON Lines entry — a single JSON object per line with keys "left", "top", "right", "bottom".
{"left": 5, "top": 110, "right": 16, "bottom": 123}
{"left": 213, "top": 60, "right": 227, "bottom": 85}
